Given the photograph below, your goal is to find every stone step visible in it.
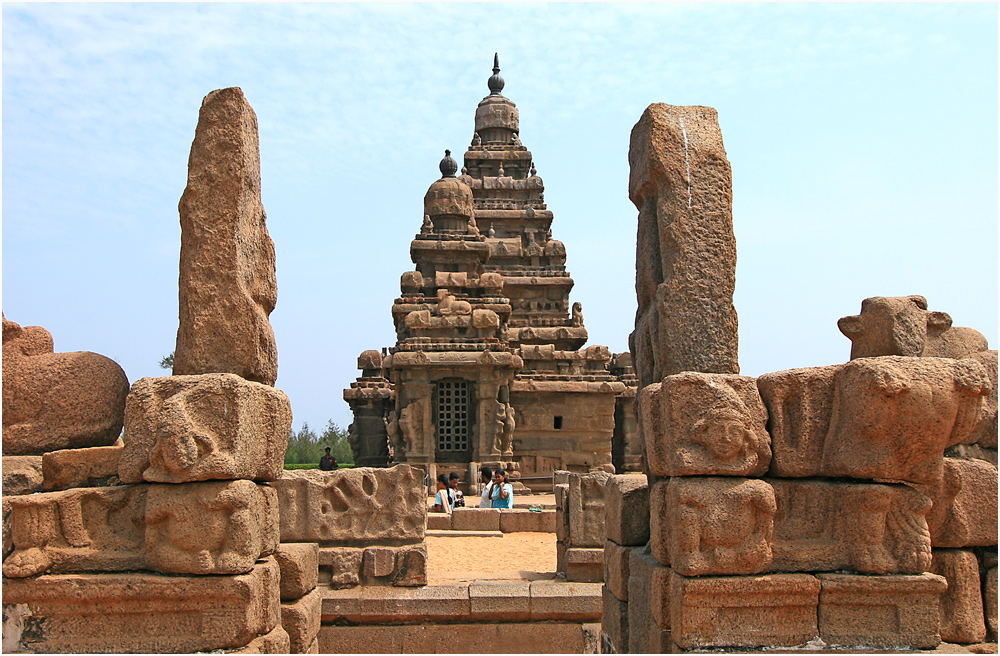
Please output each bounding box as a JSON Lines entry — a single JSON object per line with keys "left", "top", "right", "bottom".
{"left": 426, "top": 529, "right": 503, "bottom": 538}
{"left": 320, "top": 579, "right": 602, "bottom": 625}
{"left": 318, "top": 622, "right": 600, "bottom": 654}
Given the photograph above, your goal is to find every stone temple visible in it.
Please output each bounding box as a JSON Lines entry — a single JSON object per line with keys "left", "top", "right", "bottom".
{"left": 344, "top": 56, "right": 641, "bottom": 490}
{"left": 4, "top": 57, "right": 995, "bottom": 655}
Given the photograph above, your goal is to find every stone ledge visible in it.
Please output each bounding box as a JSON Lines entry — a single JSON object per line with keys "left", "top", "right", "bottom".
{"left": 1, "top": 558, "right": 280, "bottom": 653}
{"left": 318, "top": 622, "right": 597, "bottom": 654}
{"left": 320, "top": 579, "right": 602, "bottom": 624}
{"left": 426, "top": 529, "right": 504, "bottom": 538}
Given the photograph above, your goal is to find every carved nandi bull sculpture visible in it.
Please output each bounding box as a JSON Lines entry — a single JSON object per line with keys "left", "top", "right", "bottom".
{"left": 838, "top": 295, "right": 989, "bottom": 360}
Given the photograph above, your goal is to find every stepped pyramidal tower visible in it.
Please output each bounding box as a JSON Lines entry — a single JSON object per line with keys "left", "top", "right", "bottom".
{"left": 345, "top": 56, "right": 640, "bottom": 492}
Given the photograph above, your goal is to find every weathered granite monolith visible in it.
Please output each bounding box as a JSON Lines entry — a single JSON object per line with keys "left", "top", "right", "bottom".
{"left": 173, "top": 87, "right": 278, "bottom": 386}
{"left": 628, "top": 104, "right": 738, "bottom": 389}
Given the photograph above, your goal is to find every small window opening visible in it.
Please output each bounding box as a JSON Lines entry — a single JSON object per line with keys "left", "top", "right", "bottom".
{"left": 553, "top": 416, "right": 563, "bottom": 430}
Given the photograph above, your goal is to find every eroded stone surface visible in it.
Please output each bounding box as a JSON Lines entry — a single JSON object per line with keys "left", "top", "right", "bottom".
{"left": 2, "top": 456, "right": 44, "bottom": 496}
{"left": 817, "top": 572, "right": 948, "bottom": 650}
{"left": 363, "top": 547, "right": 396, "bottom": 578}
{"left": 986, "top": 566, "right": 998, "bottom": 641}
{"left": 281, "top": 588, "right": 322, "bottom": 654}
{"left": 120, "top": 374, "right": 291, "bottom": 484}
{"left": 604, "top": 474, "right": 649, "bottom": 547}
{"left": 274, "top": 542, "right": 319, "bottom": 600}
{"left": 823, "top": 356, "right": 990, "bottom": 485}
{"left": 3, "top": 481, "right": 278, "bottom": 578}
{"left": 757, "top": 364, "right": 841, "bottom": 478}
{"left": 651, "top": 477, "right": 775, "bottom": 576}
{"left": 3, "top": 485, "right": 145, "bottom": 578}
{"left": 669, "top": 572, "right": 820, "bottom": 650}
{"left": 639, "top": 373, "right": 770, "bottom": 477}
{"left": 42, "top": 441, "right": 122, "bottom": 491}
{"left": 320, "top": 546, "right": 363, "bottom": 588}
{"left": 173, "top": 87, "right": 278, "bottom": 386}
{"left": 391, "top": 543, "right": 428, "bottom": 587}
{"left": 2, "top": 316, "right": 129, "bottom": 455}
{"left": 604, "top": 540, "right": 630, "bottom": 601}
{"left": 232, "top": 625, "right": 291, "bottom": 654}
{"left": 565, "top": 547, "right": 605, "bottom": 583}
{"left": 627, "top": 546, "right": 672, "bottom": 653}
{"left": 274, "top": 466, "right": 425, "bottom": 544}
{"left": 602, "top": 584, "right": 628, "bottom": 654}
{"left": 770, "top": 478, "right": 933, "bottom": 574}
{"left": 144, "top": 480, "right": 279, "bottom": 575}
{"left": 1, "top": 558, "right": 280, "bottom": 653}
{"left": 931, "top": 549, "right": 987, "bottom": 644}
{"left": 628, "top": 103, "right": 739, "bottom": 389}
{"left": 969, "top": 350, "right": 998, "bottom": 448}
{"left": 568, "top": 471, "right": 611, "bottom": 548}
{"left": 924, "top": 457, "right": 998, "bottom": 548}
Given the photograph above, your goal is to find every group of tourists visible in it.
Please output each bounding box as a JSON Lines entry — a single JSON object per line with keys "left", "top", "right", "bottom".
{"left": 432, "top": 466, "right": 513, "bottom": 513}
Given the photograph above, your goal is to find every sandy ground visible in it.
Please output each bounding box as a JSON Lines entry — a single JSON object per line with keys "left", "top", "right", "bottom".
{"left": 425, "top": 532, "right": 557, "bottom": 583}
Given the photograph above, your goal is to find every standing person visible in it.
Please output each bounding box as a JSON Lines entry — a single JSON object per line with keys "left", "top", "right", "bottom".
{"left": 448, "top": 472, "right": 466, "bottom": 508}
{"left": 479, "top": 466, "right": 494, "bottom": 508}
{"left": 319, "top": 446, "right": 338, "bottom": 471}
{"left": 490, "top": 469, "right": 514, "bottom": 510}
{"left": 432, "top": 474, "right": 454, "bottom": 514}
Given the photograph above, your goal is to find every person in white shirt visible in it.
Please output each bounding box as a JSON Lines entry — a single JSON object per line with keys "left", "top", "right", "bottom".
{"left": 479, "top": 466, "right": 494, "bottom": 508}
{"left": 449, "top": 472, "right": 466, "bottom": 507}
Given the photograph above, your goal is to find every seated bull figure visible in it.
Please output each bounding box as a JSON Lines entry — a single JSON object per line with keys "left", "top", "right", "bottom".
{"left": 838, "top": 295, "right": 989, "bottom": 360}
{"left": 2, "top": 314, "right": 129, "bottom": 455}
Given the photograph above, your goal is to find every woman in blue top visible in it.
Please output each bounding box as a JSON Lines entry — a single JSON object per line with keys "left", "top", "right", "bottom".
{"left": 490, "top": 469, "right": 514, "bottom": 509}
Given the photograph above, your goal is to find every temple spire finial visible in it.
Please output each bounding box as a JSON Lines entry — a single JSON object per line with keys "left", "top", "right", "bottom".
{"left": 488, "top": 53, "right": 505, "bottom": 95}
{"left": 439, "top": 149, "right": 458, "bottom": 178}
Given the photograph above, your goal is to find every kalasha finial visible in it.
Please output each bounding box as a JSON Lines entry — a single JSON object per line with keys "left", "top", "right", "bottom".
{"left": 439, "top": 149, "right": 458, "bottom": 178}
{"left": 488, "top": 53, "right": 505, "bottom": 95}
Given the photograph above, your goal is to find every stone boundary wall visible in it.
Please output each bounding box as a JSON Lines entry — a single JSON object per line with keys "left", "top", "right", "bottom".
{"left": 426, "top": 507, "right": 555, "bottom": 533}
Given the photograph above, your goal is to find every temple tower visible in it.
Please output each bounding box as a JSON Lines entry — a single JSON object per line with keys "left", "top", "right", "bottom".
{"left": 459, "top": 54, "right": 585, "bottom": 351}
{"left": 344, "top": 58, "right": 641, "bottom": 488}
{"left": 382, "top": 151, "right": 522, "bottom": 485}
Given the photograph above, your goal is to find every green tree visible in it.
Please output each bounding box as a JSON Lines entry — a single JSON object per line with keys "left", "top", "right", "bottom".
{"left": 284, "top": 423, "right": 319, "bottom": 465}
{"left": 159, "top": 351, "right": 174, "bottom": 370}
{"left": 283, "top": 421, "right": 354, "bottom": 467}
{"left": 320, "top": 420, "right": 353, "bottom": 466}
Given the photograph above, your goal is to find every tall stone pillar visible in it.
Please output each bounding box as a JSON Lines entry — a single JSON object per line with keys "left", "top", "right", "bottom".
{"left": 173, "top": 87, "right": 278, "bottom": 386}
{"left": 2, "top": 87, "right": 293, "bottom": 653}
{"left": 628, "top": 104, "right": 739, "bottom": 389}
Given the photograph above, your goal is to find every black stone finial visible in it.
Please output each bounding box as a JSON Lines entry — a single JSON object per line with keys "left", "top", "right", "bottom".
{"left": 439, "top": 149, "right": 458, "bottom": 178}
{"left": 488, "top": 53, "right": 505, "bottom": 95}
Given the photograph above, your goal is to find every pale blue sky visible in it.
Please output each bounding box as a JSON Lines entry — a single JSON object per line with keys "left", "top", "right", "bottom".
{"left": 3, "top": 3, "right": 997, "bottom": 433}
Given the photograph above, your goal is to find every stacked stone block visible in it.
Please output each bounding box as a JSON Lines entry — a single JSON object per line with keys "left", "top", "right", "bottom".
{"left": 272, "top": 465, "right": 428, "bottom": 589}
{"left": 554, "top": 470, "right": 610, "bottom": 582}
{"left": 3, "top": 86, "right": 301, "bottom": 653}
{"left": 630, "top": 355, "right": 997, "bottom": 651}
{"left": 600, "top": 474, "right": 649, "bottom": 653}
{"left": 626, "top": 102, "right": 997, "bottom": 651}
{"left": 274, "top": 542, "right": 322, "bottom": 653}
{"left": 3, "top": 372, "right": 293, "bottom": 652}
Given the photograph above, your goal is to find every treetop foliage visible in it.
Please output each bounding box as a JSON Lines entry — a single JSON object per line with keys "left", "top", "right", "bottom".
{"left": 285, "top": 420, "right": 353, "bottom": 467}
